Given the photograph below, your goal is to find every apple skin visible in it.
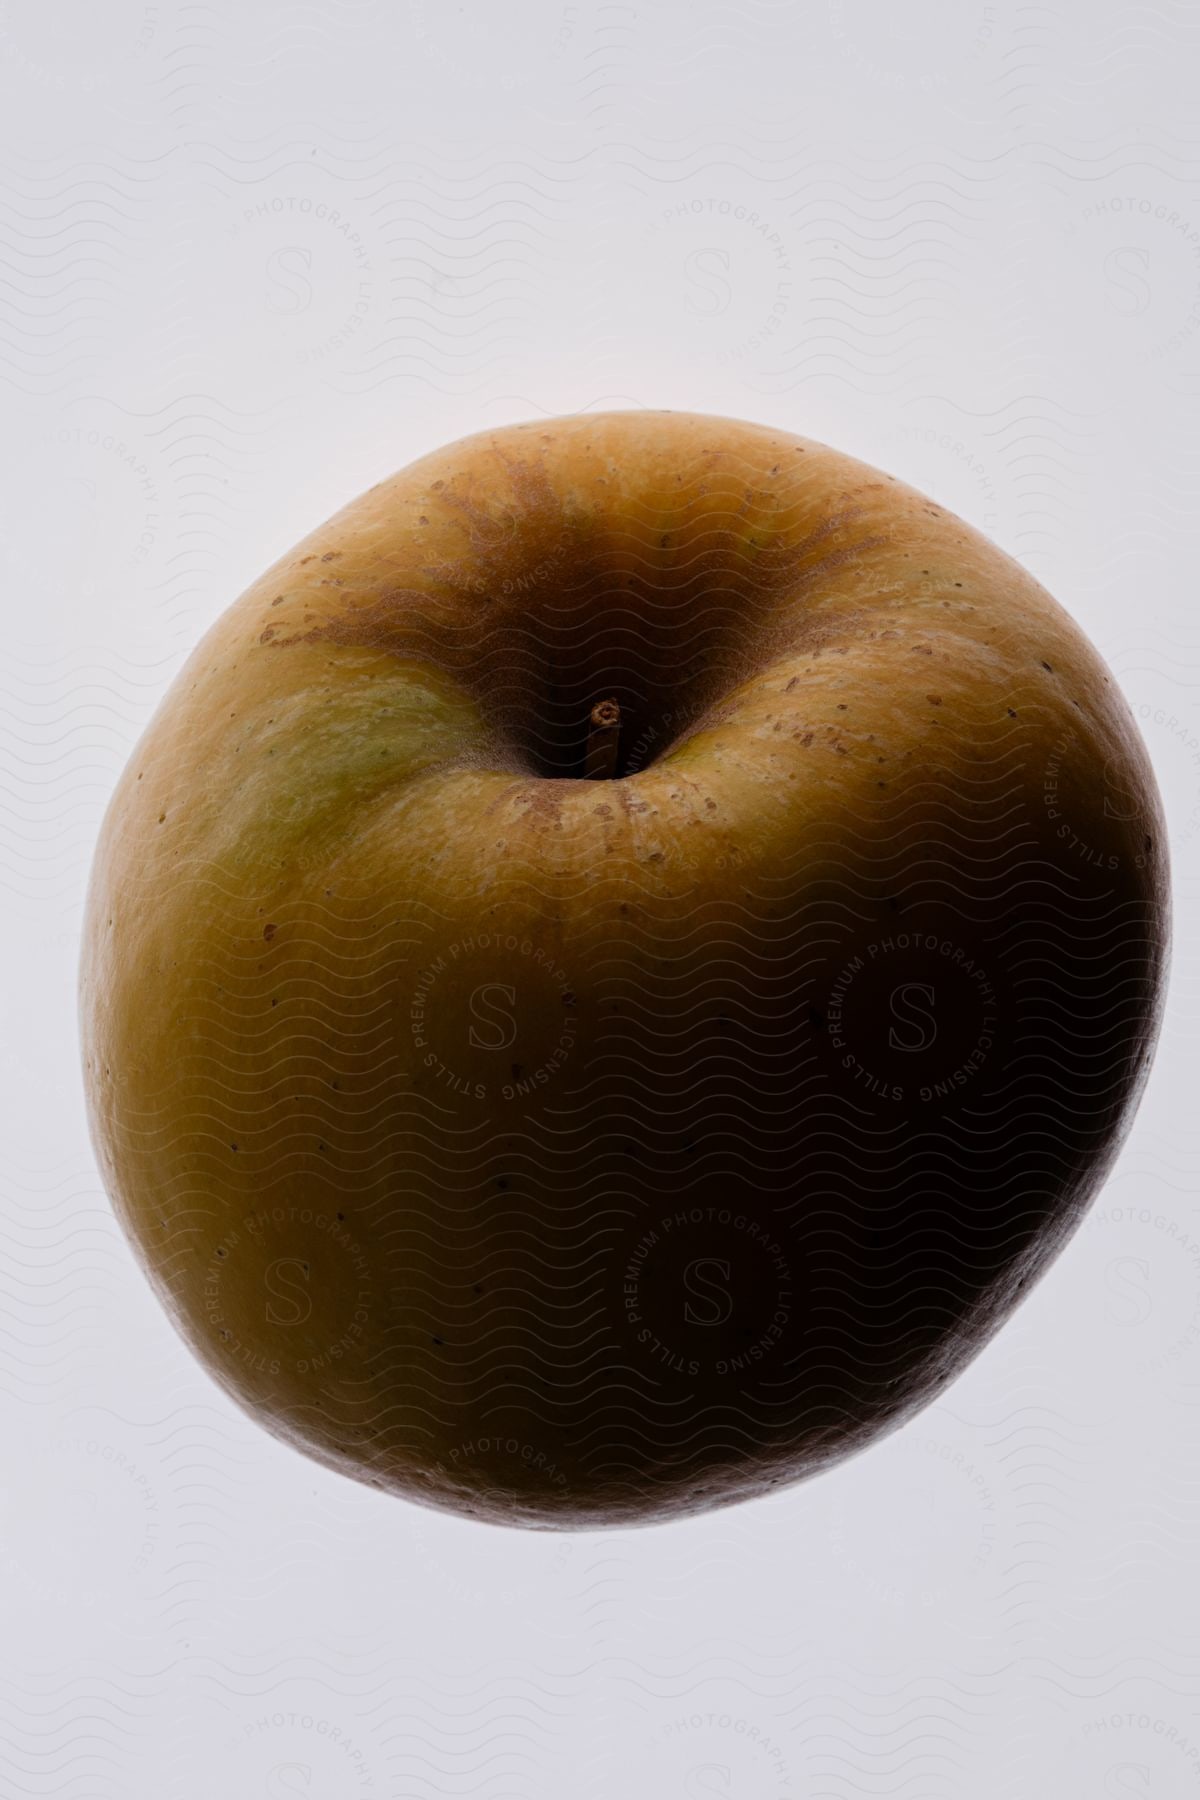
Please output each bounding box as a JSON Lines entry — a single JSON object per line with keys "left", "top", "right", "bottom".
{"left": 80, "top": 410, "right": 1169, "bottom": 1528}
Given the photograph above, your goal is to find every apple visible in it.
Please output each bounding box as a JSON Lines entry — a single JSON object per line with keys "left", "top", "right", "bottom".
{"left": 80, "top": 410, "right": 1169, "bottom": 1528}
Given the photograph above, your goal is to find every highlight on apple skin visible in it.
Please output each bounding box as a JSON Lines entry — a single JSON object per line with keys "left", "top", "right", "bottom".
{"left": 80, "top": 411, "right": 1170, "bottom": 1528}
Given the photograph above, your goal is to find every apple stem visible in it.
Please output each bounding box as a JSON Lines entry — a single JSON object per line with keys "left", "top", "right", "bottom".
{"left": 585, "top": 698, "right": 621, "bottom": 779}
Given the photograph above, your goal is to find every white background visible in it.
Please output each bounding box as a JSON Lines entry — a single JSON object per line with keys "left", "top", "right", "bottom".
{"left": 2, "top": 1, "right": 1200, "bottom": 1794}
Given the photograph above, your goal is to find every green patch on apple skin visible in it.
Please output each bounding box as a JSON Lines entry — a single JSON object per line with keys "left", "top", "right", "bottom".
{"left": 187, "top": 657, "right": 494, "bottom": 878}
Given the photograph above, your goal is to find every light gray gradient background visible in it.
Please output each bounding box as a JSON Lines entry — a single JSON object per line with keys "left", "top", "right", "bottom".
{"left": 2, "top": 1, "right": 1199, "bottom": 1793}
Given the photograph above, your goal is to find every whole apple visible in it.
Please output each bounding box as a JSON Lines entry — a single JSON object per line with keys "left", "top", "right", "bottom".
{"left": 81, "top": 411, "right": 1169, "bottom": 1527}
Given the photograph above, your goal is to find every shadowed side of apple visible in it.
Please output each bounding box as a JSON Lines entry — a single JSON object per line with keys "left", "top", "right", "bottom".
{"left": 80, "top": 411, "right": 1169, "bottom": 1528}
